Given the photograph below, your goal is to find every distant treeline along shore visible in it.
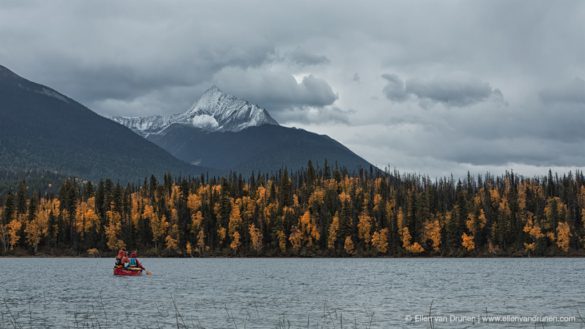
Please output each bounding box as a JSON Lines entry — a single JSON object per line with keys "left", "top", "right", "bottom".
{"left": 1, "top": 163, "right": 584, "bottom": 257}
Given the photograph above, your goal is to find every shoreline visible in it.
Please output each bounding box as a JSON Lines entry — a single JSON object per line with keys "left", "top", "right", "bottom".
{"left": 2, "top": 254, "right": 585, "bottom": 259}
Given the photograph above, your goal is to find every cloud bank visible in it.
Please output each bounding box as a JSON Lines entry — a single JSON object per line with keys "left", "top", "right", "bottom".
{"left": 0, "top": 0, "right": 583, "bottom": 177}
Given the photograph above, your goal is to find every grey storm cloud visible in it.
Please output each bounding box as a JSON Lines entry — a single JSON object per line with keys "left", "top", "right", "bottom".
{"left": 276, "top": 48, "right": 330, "bottom": 66}
{"left": 381, "top": 74, "right": 408, "bottom": 102}
{"left": 275, "top": 106, "right": 352, "bottom": 125}
{"left": 213, "top": 67, "right": 337, "bottom": 111}
{"left": 0, "top": 0, "right": 583, "bottom": 176}
{"left": 540, "top": 78, "right": 585, "bottom": 105}
{"left": 382, "top": 73, "right": 503, "bottom": 107}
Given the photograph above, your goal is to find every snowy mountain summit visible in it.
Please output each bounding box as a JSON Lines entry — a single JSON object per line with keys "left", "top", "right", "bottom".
{"left": 112, "top": 86, "right": 279, "bottom": 136}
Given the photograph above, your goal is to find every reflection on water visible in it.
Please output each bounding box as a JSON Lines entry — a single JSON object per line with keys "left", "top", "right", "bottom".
{"left": 0, "top": 258, "right": 583, "bottom": 328}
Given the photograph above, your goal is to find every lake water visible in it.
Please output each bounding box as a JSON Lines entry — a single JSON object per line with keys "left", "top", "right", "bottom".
{"left": 0, "top": 258, "right": 583, "bottom": 328}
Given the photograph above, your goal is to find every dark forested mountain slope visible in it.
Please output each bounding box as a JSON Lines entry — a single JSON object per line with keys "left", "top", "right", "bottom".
{"left": 148, "top": 124, "right": 373, "bottom": 174}
{"left": 0, "top": 65, "right": 204, "bottom": 182}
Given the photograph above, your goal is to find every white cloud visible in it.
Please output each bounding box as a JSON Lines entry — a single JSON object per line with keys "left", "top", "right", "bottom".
{"left": 213, "top": 67, "right": 337, "bottom": 111}
{"left": 382, "top": 73, "right": 504, "bottom": 107}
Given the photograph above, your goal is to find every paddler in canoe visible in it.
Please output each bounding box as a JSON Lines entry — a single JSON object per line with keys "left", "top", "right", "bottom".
{"left": 114, "top": 248, "right": 128, "bottom": 268}
{"left": 113, "top": 249, "right": 151, "bottom": 276}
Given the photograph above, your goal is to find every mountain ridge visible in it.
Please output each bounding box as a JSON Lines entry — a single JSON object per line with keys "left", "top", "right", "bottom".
{"left": 147, "top": 123, "right": 374, "bottom": 174}
{"left": 112, "top": 86, "right": 278, "bottom": 136}
{"left": 0, "top": 64, "right": 207, "bottom": 182}
{"left": 113, "top": 84, "right": 375, "bottom": 174}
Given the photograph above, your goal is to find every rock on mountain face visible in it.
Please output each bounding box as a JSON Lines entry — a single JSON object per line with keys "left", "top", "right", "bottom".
{"left": 0, "top": 64, "right": 205, "bottom": 181}
{"left": 111, "top": 115, "right": 172, "bottom": 136}
{"left": 112, "top": 86, "right": 279, "bottom": 136}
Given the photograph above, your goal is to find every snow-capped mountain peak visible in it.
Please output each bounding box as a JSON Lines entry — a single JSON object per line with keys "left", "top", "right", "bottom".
{"left": 112, "top": 86, "right": 278, "bottom": 136}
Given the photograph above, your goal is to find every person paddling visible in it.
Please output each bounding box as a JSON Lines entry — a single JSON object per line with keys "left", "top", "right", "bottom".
{"left": 129, "top": 251, "right": 152, "bottom": 275}
{"left": 114, "top": 248, "right": 127, "bottom": 268}
{"left": 112, "top": 249, "right": 151, "bottom": 276}
{"left": 121, "top": 251, "right": 130, "bottom": 269}
{"left": 128, "top": 251, "right": 144, "bottom": 271}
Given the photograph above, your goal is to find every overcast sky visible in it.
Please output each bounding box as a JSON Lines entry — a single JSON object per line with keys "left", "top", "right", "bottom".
{"left": 1, "top": 0, "right": 584, "bottom": 177}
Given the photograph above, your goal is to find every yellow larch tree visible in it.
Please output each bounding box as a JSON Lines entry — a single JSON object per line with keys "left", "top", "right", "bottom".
{"left": 228, "top": 198, "right": 243, "bottom": 252}
{"left": 461, "top": 233, "right": 475, "bottom": 252}
{"left": 170, "top": 184, "right": 182, "bottom": 204}
{"left": 308, "top": 188, "right": 325, "bottom": 207}
{"left": 256, "top": 186, "right": 268, "bottom": 206}
{"left": 144, "top": 204, "right": 168, "bottom": 250}
{"left": 327, "top": 213, "right": 340, "bottom": 250}
{"left": 422, "top": 219, "right": 441, "bottom": 252}
{"left": 242, "top": 196, "right": 256, "bottom": 221}
{"left": 373, "top": 193, "right": 383, "bottom": 213}
{"left": 524, "top": 242, "right": 536, "bottom": 252}
{"left": 191, "top": 210, "right": 205, "bottom": 252}
{"left": 263, "top": 201, "right": 279, "bottom": 224}
{"left": 401, "top": 227, "right": 424, "bottom": 254}
{"left": 276, "top": 229, "right": 287, "bottom": 253}
{"left": 249, "top": 223, "right": 263, "bottom": 253}
{"left": 130, "top": 193, "right": 142, "bottom": 229}
{"left": 466, "top": 210, "right": 486, "bottom": 237}
{"left": 371, "top": 229, "right": 389, "bottom": 254}
{"left": 522, "top": 214, "right": 544, "bottom": 253}
{"left": 228, "top": 198, "right": 242, "bottom": 237}
{"left": 298, "top": 210, "right": 320, "bottom": 248}
{"left": 25, "top": 198, "right": 52, "bottom": 253}
{"left": 75, "top": 197, "right": 100, "bottom": 238}
{"left": 197, "top": 229, "right": 206, "bottom": 254}
{"left": 7, "top": 218, "right": 22, "bottom": 250}
{"left": 165, "top": 223, "right": 180, "bottom": 253}
{"left": 105, "top": 208, "right": 125, "bottom": 251}
{"left": 556, "top": 222, "right": 571, "bottom": 253}
{"left": 518, "top": 182, "right": 528, "bottom": 211}
{"left": 339, "top": 191, "right": 351, "bottom": 204}
{"left": 229, "top": 231, "right": 241, "bottom": 252}
{"left": 187, "top": 193, "right": 202, "bottom": 212}
{"left": 288, "top": 227, "right": 302, "bottom": 253}
{"left": 343, "top": 236, "right": 355, "bottom": 255}
{"left": 544, "top": 197, "right": 568, "bottom": 231}
{"left": 397, "top": 208, "right": 405, "bottom": 232}
{"left": 489, "top": 187, "right": 501, "bottom": 208}
{"left": 191, "top": 210, "right": 204, "bottom": 232}
{"left": 185, "top": 241, "right": 193, "bottom": 257}
{"left": 217, "top": 226, "right": 227, "bottom": 246}
{"left": 357, "top": 210, "right": 372, "bottom": 245}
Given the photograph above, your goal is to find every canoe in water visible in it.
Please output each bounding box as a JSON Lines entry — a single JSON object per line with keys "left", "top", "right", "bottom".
{"left": 113, "top": 267, "right": 143, "bottom": 276}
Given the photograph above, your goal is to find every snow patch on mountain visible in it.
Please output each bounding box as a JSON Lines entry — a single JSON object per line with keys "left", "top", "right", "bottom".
{"left": 191, "top": 114, "right": 219, "bottom": 130}
{"left": 112, "top": 86, "right": 278, "bottom": 136}
{"left": 112, "top": 115, "right": 171, "bottom": 136}
{"left": 38, "top": 87, "right": 70, "bottom": 103}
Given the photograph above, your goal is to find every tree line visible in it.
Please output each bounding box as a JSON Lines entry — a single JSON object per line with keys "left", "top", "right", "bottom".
{"left": 1, "top": 162, "right": 584, "bottom": 257}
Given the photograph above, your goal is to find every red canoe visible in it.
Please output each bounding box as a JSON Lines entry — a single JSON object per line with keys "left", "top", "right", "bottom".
{"left": 113, "top": 267, "right": 143, "bottom": 276}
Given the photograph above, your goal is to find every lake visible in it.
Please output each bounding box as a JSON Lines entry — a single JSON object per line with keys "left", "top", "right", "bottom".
{"left": 0, "top": 258, "right": 583, "bottom": 328}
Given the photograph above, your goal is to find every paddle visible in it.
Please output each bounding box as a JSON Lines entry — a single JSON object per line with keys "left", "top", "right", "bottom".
{"left": 144, "top": 269, "right": 152, "bottom": 276}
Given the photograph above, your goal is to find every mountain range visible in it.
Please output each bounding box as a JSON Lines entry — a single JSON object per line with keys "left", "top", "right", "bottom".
{"left": 0, "top": 64, "right": 374, "bottom": 185}
{"left": 113, "top": 86, "right": 373, "bottom": 174}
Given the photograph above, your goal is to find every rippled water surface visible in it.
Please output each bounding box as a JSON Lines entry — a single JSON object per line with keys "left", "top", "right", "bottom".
{"left": 0, "top": 258, "right": 584, "bottom": 328}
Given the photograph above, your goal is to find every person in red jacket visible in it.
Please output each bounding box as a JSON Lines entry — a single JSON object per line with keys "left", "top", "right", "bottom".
{"left": 114, "top": 248, "right": 127, "bottom": 268}
{"left": 121, "top": 251, "right": 130, "bottom": 269}
{"left": 128, "top": 251, "right": 145, "bottom": 270}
